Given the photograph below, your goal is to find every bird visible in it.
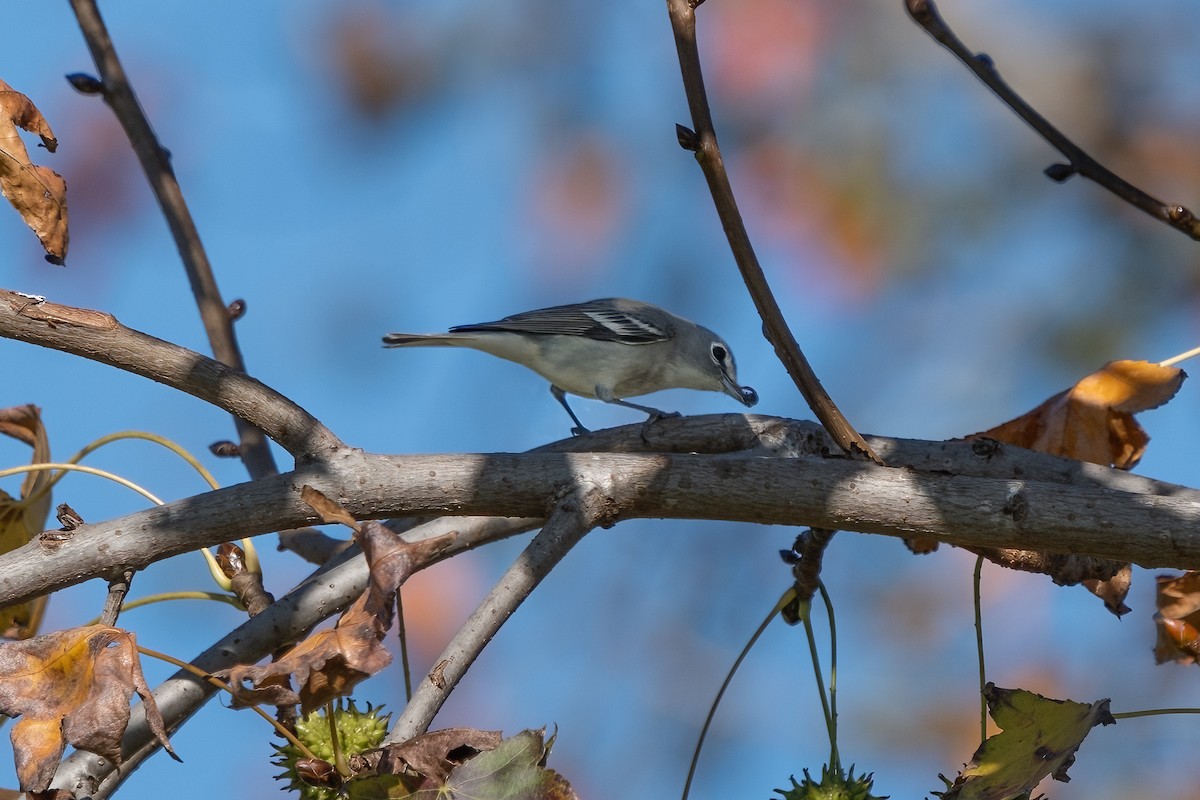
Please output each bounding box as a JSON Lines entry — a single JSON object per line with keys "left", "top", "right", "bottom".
{"left": 382, "top": 297, "right": 758, "bottom": 434}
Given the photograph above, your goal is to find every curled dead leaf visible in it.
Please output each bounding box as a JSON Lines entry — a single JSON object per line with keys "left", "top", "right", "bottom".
{"left": 374, "top": 727, "right": 503, "bottom": 785}
{"left": 0, "top": 79, "right": 69, "bottom": 262}
{"left": 300, "top": 485, "right": 358, "bottom": 530}
{"left": 968, "top": 360, "right": 1185, "bottom": 469}
{"left": 965, "top": 360, "right": 1185, "bottom": 615}
{"left": 351, "top": 728, "right": 577, "bottom": 798}
{"left": 1153, "top": 572, "right": 1200, "bottom": 665}
{"left": 0, "top": 625, "right": 176, "bottom": 792}
{"left": 220, "top": 520, "right": 454, "bottom": 713}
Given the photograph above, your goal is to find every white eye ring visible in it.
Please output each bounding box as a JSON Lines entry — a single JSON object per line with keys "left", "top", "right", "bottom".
{"left": 711, "top": 344, "right": 727, "bottom": 363}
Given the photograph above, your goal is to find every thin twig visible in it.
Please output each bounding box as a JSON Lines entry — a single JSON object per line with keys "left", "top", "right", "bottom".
{"left": 386, "top": 489, "right": 608, "bottom": 743}
{"left": 905, "top": 0, "right": 1200, "bottom": 241}
{"left": 682, "top": 590, "right": 788, "bottom": 800}
{"left": 664, "top": 0, "right": 881, "bottom": 463}
{"left": 67, "top": 0, "right": 281, "bottom": 478}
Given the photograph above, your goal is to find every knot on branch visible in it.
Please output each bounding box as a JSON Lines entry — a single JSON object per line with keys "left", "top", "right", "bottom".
{"left": 781, "top": 527, "right": 837, "bottom": 605}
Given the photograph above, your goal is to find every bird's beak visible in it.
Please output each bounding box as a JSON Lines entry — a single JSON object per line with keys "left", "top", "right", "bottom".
{"left": 721, "top": 373, "right": 759, "bottom": 407}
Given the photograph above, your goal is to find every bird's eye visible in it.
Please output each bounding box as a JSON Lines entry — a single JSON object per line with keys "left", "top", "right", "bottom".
{"left": 711, "top": 344, "right": 727, "bottom": 363}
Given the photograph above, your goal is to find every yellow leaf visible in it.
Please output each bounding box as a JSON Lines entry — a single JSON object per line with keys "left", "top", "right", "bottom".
{"left": 937, "top": 684, "right": 1113, "bottom": 800}
{"left": 0, "top": 404, "right": 52, "bottom": 639}
{"left": 0, "top": 625, "right": 176, "bottom": 792}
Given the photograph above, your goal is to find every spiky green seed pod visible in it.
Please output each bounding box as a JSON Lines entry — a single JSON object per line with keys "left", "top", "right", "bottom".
{"left": 272, "top": 700, "right": 390, "bottom": 800}
{"left": 774, "top": 764, "right": 887, "bottom": 800}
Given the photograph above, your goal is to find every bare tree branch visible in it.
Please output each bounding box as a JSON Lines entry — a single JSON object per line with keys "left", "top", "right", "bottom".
{"left": 67, "top": 0, "right": 281, "bottom": 478}
{"left": 0, "top": 289, "right": 341, "bottom": 460}
{"left": 905, "top": 0, "right": 1200, "bottom": 240}
{"left": 5, "top": 422, "right": 1200, "bottom": 615}
{"left": 388, "top": 489, "right": 607, "bottom": 743}
{"left": 40, "top": 418, "right": 1200, "bottom": 791}
{"left": 665, "top": 0, "right": 880, "bottom": 463}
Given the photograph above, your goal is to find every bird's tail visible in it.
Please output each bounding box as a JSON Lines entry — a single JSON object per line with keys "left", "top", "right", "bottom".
{"left": 381, "top": 333, "right": 468, "bottom": 348}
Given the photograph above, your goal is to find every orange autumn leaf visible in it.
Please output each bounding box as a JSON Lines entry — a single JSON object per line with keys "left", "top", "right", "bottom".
{"left": 221, "top": 516, "right": 454, "bottom": 714}
{"left": 0, "top": 404, "right": 53, "bottom": 639}
{"left": 0, "top": 79, "right": 69, "bottom": 263}
{"left": 1153, "top": 572, "right": 1200, "bottom": 665}
{"left": 0, "top": 625, "right": 176, "bottom": 793}
{"left": 970, "top": 360, "right": 1185, "bottom": 469}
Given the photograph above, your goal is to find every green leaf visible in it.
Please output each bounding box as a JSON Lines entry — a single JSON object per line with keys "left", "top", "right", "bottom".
{"left": 935, "top": 683, "right": 1115, "bottom": 800}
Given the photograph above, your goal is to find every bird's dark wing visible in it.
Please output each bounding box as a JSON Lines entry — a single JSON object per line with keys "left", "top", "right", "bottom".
{"left": 449, "top": 299, "right": 669, "bottom": 344}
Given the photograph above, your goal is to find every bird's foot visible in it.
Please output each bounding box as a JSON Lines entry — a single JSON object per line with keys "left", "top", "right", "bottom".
{"left": 639, "top": 410, "right": 681, "bottom": 440}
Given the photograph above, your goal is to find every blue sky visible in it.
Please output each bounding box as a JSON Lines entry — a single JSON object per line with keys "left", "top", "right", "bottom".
{"left": 3, "top": 1, "right": 1200, "bottom": 798}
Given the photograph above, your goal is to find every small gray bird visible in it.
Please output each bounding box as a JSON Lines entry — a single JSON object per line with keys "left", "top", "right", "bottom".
{"left": 382, "top": 297, "right": 758, "bottom": 434}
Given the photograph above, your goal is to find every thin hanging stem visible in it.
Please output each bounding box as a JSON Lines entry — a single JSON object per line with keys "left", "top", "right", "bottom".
{"left": 802, "top": 600, "right": 836, "bottom": 760}
{"left": 397, "top": 590, "right": 414, "bottom": 701}
{"left": 137, "top": 645, "right": 316, "bottom": 760}
{"left": 326, "top": 700, "right": 350, "bottom": 777}
{"left": 816, "top": 581, "right": 839, "bottom": 772}
{"left": 681, "top": 589, "right": 790, "bottom": 800}
{"left": 974, "top": 555, "right": 987, "bottom": 741}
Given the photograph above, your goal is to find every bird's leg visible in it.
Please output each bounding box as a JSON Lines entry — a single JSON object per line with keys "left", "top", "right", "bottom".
{"left": 550, "top": 385, "right": 589, "bottom": 436}
{"left": 594, "top": 387, "right": 681, "bottom": 429}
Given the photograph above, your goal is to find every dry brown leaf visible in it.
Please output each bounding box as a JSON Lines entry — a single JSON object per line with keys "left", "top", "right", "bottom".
{"left": 1153, "top": 572, "right": 1200, "bottom": 665}
{"left": 0, "top": 625, "right": 176, "bottom": 793}
{"left": 300, "top": 485, "right": 359, "bottom": 529}
{"left": 0, "top": 404, "right": 53, "bottom": 639}
{"left": 373, "top": 727, "right": 503, "bottom": 784}
{"left": 965, "top": 361, "right": 1184, "bottom": 615}
{"left": 1082, "top": 564, "right": 1132, "bottom": 617}
{"left": 0, "top": 80, "right": 68, "bottom": 262}
{"left": 969, "top": 360, "right": 1185, "bottom": 469}
{"left": 1155, "top": 571, "right": 1200, "bottom": 619}
{"left": 220, "top": 520, "right": 454, "bottom": 713}
{"left": 1155, "top": 617, "right": 1200, "bottom": 665}
{"left": 353, "top": 728, "right": 577, "bottom": 798}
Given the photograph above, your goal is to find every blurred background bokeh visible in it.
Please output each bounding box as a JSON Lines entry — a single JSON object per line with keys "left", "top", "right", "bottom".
{"left": 3, "top": 0, "right": 1200, "bottom": 797}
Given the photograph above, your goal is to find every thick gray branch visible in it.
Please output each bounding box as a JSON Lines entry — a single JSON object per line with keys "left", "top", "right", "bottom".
{"left": 4, "top": 422, "right": 1200, "bottom": 612}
